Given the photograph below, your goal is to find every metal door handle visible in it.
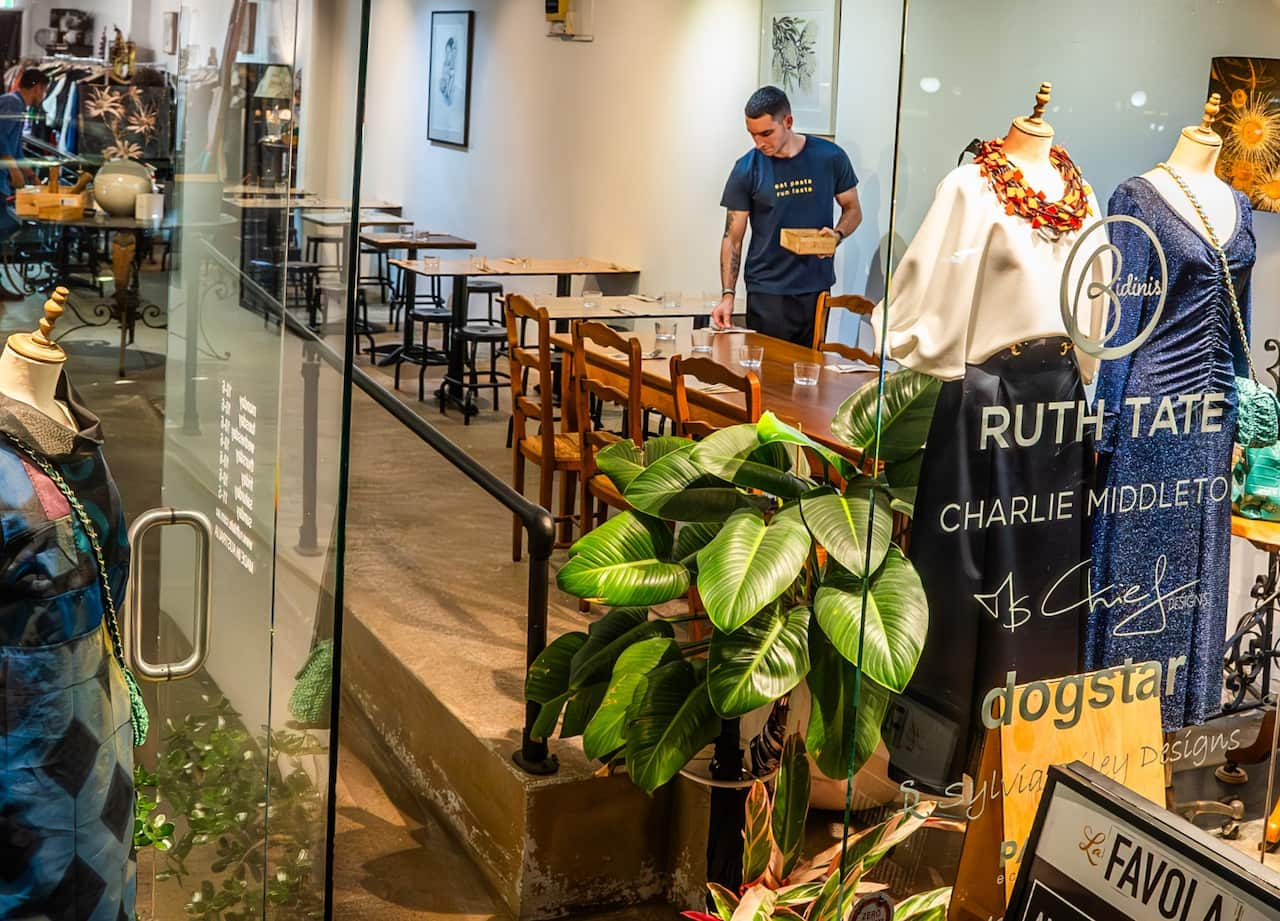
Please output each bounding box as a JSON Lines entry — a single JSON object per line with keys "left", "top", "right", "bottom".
{"left": 126, "top": 507, "right": 214, "bottom": 681}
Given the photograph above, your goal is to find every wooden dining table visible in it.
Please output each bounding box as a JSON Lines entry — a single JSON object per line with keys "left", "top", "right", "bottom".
{"left": 547, "top": 325, "right": 877, "bottom": 453}
{"left": 389, "top": 256, "right": 640, "bottom": 415}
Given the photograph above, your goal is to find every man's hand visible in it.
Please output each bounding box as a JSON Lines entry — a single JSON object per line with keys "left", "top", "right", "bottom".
{"left": 817, "top": 226, "right": 841, "bottom": 259}
{"left": 712, "top": 293, "right": 734, "bottom": 329}
{"left": 8, "top": 167, "right": 22, "bottom": 190}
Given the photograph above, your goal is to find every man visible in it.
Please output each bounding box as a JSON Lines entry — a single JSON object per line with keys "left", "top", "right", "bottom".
{"left": 0, "top": 70, "right": 47, "bottom": 203}
{"left": 712, "top": 85, "right": 861, "bottom": 345}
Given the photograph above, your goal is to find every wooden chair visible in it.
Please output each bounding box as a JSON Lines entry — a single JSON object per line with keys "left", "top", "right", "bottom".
{"left": 506, "top": 294, "right": 580, "bottom": 560}
{"left": 572, "top": 320, "right": 644, "bottom": 536}
{"left": 813, "top": 292, "right": 876, "bottom": 362}
{"left": 670, "top": 354, "right": 761, "bottom": 437}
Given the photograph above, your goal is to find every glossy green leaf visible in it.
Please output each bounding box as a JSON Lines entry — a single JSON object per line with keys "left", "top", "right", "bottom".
{"left": 812, "top": 547, "right": 927, "bottom": 693}
{"left": 805, "top": 629, "right": 891, "bottom": 780}
{"left": 800, "top": 485, "right": 892, "bottom": 578}
{"left": 891, "top": 886, "right": 951, "bottom": 921}
{"left": 531, "top": 691, "right": 570, "bottom": 741}
{"left": 569, "top": 607, "right": 674, "bottom": 688}
{"left": 697, "top": 510, "right": 811, "bottom": 633}
{"left": 582, "top": 637, "right": 683, "bottom": 760}
{"left": 772, "top": 734, "right": 810, "bottom": 880}
{"left": 708, "top": 603, "right": 810, "bottom": 717}
{"left": 775, "top": 882, "right": 823, "bottom": 907}
{"left": 560, "top": 680, "right": 608, "bottom": 738}
{"left": 691, "top": 423, "right": 812, "bottom": 498}
{"left": 706, "top": 884, "right": 741, "bottom": 921}
{"left": 557, "top": 511, "right": 690, "bottom": 605}
{"left": 674, "top": 521, "right": 724, "bottom": 566}
{"left": 595, "top": 437, "right": 694, "bottom": 493}
{"left": 830, "top": 367, "right": 940, "bottom": 463}
{"left": 838, "top": 800, "right": 937, "bottom": 878}
{"left": 625, "top": 660, "right": 721, "bottom": 794}
{"left": 756, "top": 411, "right": 852, "bottom": 478}
{"left": 742, "top": 781, "right": 773, "bottom": 886}
{"left": 525, "top": 633, "right": 587, "bottom": 704}
{"left": 626, "top": 446, "right": 761, "bottom": 522}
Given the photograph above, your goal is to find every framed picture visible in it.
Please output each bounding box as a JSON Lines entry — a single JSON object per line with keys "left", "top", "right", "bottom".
{"left": 1208, "top": 57, "right": 1280, "bottom": 211}
{"left": 429, "top": 10, "right": 474, "bottom": 147}
{"left": 759, "top": 0, "right": 841, "bottom": 136}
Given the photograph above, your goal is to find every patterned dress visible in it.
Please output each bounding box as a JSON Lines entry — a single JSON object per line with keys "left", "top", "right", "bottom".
{"left": 0, "top": 375, "right": 136, "bottom": 921}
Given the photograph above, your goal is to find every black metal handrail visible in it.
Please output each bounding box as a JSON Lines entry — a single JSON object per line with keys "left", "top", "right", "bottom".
{"left": 198, "top": 238, "right": 559, "bottom": 774}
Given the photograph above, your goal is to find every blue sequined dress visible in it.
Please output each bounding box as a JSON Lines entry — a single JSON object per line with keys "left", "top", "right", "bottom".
{"left": 1087, "top": 177, "right": 1255, "bottom": 732}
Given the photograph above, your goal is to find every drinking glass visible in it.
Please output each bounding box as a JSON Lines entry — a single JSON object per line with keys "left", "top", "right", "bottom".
{"left": 691, "top": 327, "right": 713, "bottom": 352}
{"left": 655, "top": 320, "right": 678, "bottom": 342}
{"left": 399, "top": 224, "right": 414, "bottom": 238}
{"left": 422, "top": 255, "right": 440, "bottom": 271}
{"left": 662, "top": 290, "right": 681, "bottom": 309}
{"left": 469, "top": 254, "right": 488, "bottom": 271}
{"left": 703, "top": 290, "right": 721, "bottom": 311}
{"left": 582, "top": 287, "right": 602, "bottom": 309}
{"left": 793, "top": 362, "right": 821, "bottom": 385}
{"left": 738, "top": 345, "right": 764, "bottom": 370}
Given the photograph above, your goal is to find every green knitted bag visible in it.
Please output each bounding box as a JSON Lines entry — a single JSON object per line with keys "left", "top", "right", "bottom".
{"left": 288, "top": 638, "right": 333, "bottom": 726}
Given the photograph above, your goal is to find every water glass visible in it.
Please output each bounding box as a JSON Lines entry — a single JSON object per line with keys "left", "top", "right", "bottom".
{"left": 793, "top": 362, "right": 821, "bottom": 386}
{"left": 399, "top": 224, "right": 414, "bottom": 238}
{"left": 655, "top": 320, "right": 678, "bottom": 342}
{"left": 422, "top": 255, "right": 440, "bottom": 271}
{"left": 662, "top": 290, "right": 681, "bottom": 310}
{"left": 469, "top": 254, "right": 488, "bottom": 271}
{"left": 738, "top": 345, "right": 764, "bottom": 370}
{"left": 582, "top": 287, "right": 602, "bottom": 309}
{"left": 691, "top": 327, "right": 713, "bottom": 352}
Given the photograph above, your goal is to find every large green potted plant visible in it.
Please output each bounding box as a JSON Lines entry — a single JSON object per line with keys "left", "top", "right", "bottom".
{"left": 525, "top": 369, "right": 941, "bottom": 793}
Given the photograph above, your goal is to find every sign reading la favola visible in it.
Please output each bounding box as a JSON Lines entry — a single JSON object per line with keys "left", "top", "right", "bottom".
{"left": 1008, "top": 765, "right": 1280, "bottom": 921}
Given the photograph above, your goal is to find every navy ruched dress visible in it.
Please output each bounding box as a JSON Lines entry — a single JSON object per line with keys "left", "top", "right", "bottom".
{"left": 1088, "top": 177, "right": 1255, "bottom": 732}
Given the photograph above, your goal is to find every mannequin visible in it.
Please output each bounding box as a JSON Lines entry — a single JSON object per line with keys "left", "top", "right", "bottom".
{"left": 1088, "top": 92, "right": 1256, "bottom": 733}
{"left": 0, "top": 286, "right": 75, "bottom": 427}
{"left": 1141, "top": 94, "right": 1237, "bottom": 242}
{"left": 1001, "top": 82, "right": 1066, "bottom": 201}
{"left": 0, "top": 289, "right": 137, "bottom": 921}
{"left": 875, "top": 83, "right": 1103, "bottom": 793}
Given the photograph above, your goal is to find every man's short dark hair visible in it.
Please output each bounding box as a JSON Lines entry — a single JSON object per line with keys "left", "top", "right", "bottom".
{"left": 18, "top": 70, "right": 49, "bottom": 90}
{"left": 745, "top": 86, "right": 791, "bottom": 120}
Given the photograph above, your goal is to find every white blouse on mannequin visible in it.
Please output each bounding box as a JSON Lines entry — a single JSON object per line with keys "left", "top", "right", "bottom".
{"left": 871, "top": 162, "right": 1106, "bottom": 382}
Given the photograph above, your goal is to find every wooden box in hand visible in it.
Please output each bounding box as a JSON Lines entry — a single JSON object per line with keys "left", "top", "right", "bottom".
{"left": 779, "top": 228, "right": 837, "bottom": 256}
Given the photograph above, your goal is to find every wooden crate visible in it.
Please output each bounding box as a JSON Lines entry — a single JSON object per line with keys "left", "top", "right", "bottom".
{"left": 780, "top": 227, "right": 837, "bottom": 256}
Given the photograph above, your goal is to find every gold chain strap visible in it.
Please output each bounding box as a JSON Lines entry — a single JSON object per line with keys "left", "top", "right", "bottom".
{"left": 4, "top": 432, "right": 130, "bottom": 672}
{"left": 1156, "top": 162, "right": 1258, "bottom": 383}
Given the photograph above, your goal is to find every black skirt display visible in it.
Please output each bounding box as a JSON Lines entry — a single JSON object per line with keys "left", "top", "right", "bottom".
{"left": 885, "top": 339, "right": 1092, "bottom": 793}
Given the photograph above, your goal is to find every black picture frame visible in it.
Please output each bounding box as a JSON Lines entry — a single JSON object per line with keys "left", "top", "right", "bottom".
{"left": 428, "top": 10, "right": 474, "bottom": 147}
{"left": 1007, "top": 762, "right": 1280, "bottom": 921}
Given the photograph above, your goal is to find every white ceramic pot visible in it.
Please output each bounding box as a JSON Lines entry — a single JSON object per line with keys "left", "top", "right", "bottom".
{"left": 94, "top": 159, "right": 153, "bottom": 216}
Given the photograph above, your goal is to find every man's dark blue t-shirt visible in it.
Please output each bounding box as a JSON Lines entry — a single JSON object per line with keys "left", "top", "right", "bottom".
{"left": 720, "top": 135, "right": 857, "bottom": 295}
{"left": 0, "top": 92, "right": 26, "bottom": 198}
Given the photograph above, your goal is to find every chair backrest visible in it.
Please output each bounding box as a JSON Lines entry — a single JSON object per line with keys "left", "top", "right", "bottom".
{"left": 571, "top": 320, "right": 644, "bottom": 477}
{"left": 814, "top": 292, "right": 876, "bottom": 360}
{"left": 505, "top": 295, "right": 555, "bottom": 453}
{"left": 670, "top": 354, "right": 761, "bottom": 438}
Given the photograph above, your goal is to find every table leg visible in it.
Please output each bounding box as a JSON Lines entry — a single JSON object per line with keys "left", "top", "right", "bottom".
{"left": 434, "top": 273, "right": 474, "bottom": 415}
{"left": 376, "top": 269, "right": 412, "bottom": 366}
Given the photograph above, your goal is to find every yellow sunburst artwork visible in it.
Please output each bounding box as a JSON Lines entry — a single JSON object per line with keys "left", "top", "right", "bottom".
{"left": 1209, "top": 56, "right": 1280, "bottom": 211}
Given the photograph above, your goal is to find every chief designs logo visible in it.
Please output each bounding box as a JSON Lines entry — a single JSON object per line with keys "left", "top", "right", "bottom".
{"left": 1060, "top": 215, "right": 1169, "bottom": 359}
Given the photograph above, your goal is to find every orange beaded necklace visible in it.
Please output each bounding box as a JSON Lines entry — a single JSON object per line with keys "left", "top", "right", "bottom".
{"left": 975, "top": 137, "right": 1093, "bottom": 238}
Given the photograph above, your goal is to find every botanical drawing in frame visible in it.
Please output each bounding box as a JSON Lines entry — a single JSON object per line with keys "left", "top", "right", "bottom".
{"left": 759, "top": 0, "right": 840, "bottom": 136}
{"left": 428, "top": 10, "right": 474, "bottom": 147}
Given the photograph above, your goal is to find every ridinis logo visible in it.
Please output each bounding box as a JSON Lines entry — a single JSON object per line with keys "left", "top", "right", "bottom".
{"left": 1060, "top": 215, "right": 1169, "bottom": 360}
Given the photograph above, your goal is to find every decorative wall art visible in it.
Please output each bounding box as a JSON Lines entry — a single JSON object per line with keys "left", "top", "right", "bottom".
{"left": 759, "top": 0, "right": 840, "bottom": 136}
{"left": 1208, "top": 56, "right": 1280, "bottom": 211}
{"left": 428, "top": 10, "right": 474, "bottom": 147}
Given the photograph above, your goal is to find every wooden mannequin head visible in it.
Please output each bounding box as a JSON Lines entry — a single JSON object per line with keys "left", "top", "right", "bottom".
{"left": 7, "top": 287, "right": 69, "bottom": 365}
{"left": 1004, "top": 82, "right": 1056, "bottom": 167}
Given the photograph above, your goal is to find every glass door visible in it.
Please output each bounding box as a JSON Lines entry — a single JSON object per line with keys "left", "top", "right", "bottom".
{"left": 49, "top": 1, "right": 352, "bottom": 919}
